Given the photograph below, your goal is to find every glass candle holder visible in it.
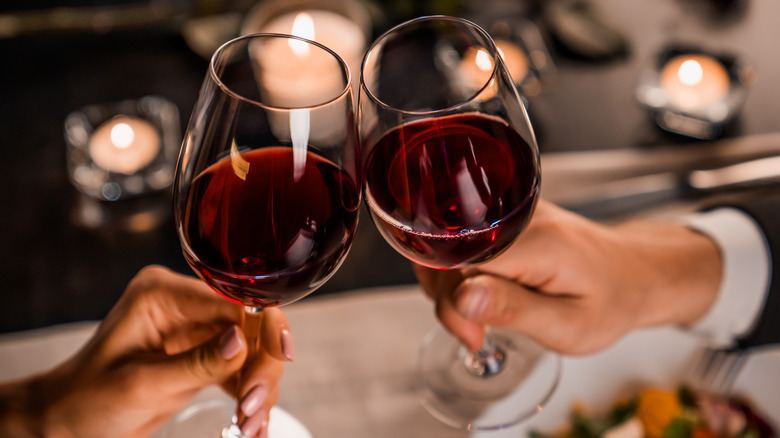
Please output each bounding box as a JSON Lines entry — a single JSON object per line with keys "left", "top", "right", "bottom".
{"left": 64, "top": 95, "right": 181, "bottom": 201}
{"left": 485, "top": 17, "right": 556, "bottom": 99}
{"left": 241, "top": 0, "right": 372, "bottom": 95}
{"left": 636, "top": 44, "right": 755, "bottom": 139}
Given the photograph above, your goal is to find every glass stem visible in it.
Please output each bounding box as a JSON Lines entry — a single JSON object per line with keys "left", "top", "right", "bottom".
{"left": 465, "top": 327, "right": 506, "bottom": 378}
{"left": 243, "top": 306, "right": 265, "bottom": 359}
{"left": 222, "top": 306, "right": 264, "bottom": 438}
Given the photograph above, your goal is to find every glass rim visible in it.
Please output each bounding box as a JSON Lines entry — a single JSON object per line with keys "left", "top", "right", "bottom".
{"left": 209, "top": 33, "right": 353, "bottom": 111}
{"left": 359, "top": 15, "right": 501, "bottom": 116}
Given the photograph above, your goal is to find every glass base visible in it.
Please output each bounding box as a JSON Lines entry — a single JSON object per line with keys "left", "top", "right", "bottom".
{"left": 159, "top": 397, "right": 312, "bottom": 438}
{"left": 417, "top": 325, "right": 561, "bottom": 430}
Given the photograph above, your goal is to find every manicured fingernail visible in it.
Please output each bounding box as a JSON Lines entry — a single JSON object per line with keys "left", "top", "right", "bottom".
{"left": 240, "top": 409, "right": 267, "bottom": 438}
{"left": 281, "top": 328, "right": 295, "bottom": 361}
{"left": 458, "top": 287, "right": 490, "bottom": 319}
{"left": 218, "top": 325, "right": 244, "bottom": 360}
{"left": 240, "top": 384, "right": 268, "bottom": 416}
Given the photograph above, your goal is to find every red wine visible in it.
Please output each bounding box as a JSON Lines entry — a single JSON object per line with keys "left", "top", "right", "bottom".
{"left": 179, "top": 146, "right": 359, "bottom": 307}
{"left": 364, "top": 113, "right": 539, "bottom": 268}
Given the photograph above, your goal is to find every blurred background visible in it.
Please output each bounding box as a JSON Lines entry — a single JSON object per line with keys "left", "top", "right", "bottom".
{"left": 1, "top": 0, "right": 779, "bottom": 333}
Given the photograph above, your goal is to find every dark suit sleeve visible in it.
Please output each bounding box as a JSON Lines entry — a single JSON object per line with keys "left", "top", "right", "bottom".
{"left": 708, "top": 190, "right": 780, "bottom": 351}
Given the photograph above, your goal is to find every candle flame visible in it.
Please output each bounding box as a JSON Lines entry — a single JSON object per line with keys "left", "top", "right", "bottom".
{"left": 475, "top": 49, "right": 493, "bottom": 72}
{"left": 289, "top": 12, "right": 315, "bottom": 57}
{"left": 678, "top": 59, "right": 704, "bottom": 86}
{"left": 110, "top": 122, "right": 135, "bottom": 149}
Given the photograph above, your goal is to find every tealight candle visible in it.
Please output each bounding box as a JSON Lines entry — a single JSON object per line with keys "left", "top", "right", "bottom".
{"left": 460, "top": 46, "right": 496, "bottom": 91}
{"left": 255, "top": 11, "right": 352, "bottom": 107}
{"left": 240, "top": 1, "right": 370, "bottom": 148}
{"left": 88, "top": 115, "right": 160, "bottom": 175}
{"left": 460, "top": 41, "right": 529, "bottom": 92}
{"left": 660, "top": 54, "right": 730, "bottom": 111}
{"left": 495, "top": 40, "right": 529, "bottom": 85}
{"left": 257, "top": 9, "right": 365, "bottom": 79}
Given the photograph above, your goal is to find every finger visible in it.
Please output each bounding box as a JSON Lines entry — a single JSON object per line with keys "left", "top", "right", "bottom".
{"left": 162, "top": 323, "right": 230, "bottom": 356}
{"left": 450, "top": 275, "right": 582, "bottom": 352}
{"left": 236, "top": 353, "right": 284, "bottom": 416}
{"left": 474, "top": 205, "right": 593, "bottom": 293}
{"left": 413, "top": 264, "right": 466, "bottom": 301}
{"left": 151, "top": 324, "right": 248, "bottom": 393}
{"left": 111, "top": 266, "right": 244, "bottom": 350}
{"left": 435, "top": 293, "right": 485, "bottom": 352}
{"left": 413, "top": 264, "right": 439, "bottom": 300}
{"left": 260, "top": 307, "right": 294, "bottom": 363}
{"left": 239, "top": 406, "right": 271, "bottom": 438}
{"left": 141, "top": 266, "right": 244, "bottom": 326}
{"left": 414, "top": 266, "right": 494, "bottom": 351}
{"left": 231, "top": 308, "right": 289, "bottom": 430}
{"left": 234, "top": 346, "right": 284, "bottom": 438}
{"left": 415, "top": 265, "right": 483, "bottom": 349}
{"left": 134, "top": 266, "right": 248, "bottom": 350}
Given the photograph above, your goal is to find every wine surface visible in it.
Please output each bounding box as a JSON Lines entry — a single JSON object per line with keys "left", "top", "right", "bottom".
{"left": 180, "top": 146, "right": 359, "bottom": 307}
{"left": 364, "top": 113, "right": 538, "bottom": 268}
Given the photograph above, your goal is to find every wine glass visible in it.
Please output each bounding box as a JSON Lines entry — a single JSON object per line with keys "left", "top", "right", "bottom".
{"left": 171, "top": 33, "right": 359, "bottom": 437}
{"left": 358, "top": 16, "right": 560, "bottom": 430}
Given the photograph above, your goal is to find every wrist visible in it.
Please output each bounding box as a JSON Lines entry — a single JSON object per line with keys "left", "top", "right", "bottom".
{"left": 617, "top": 220, "right": 722, "bottom": 330}
{"left": 0, "top": 369, "right": 79, "bottom": 438}
{"left": 0, "top": 377, "right": 45, "bottom": 438}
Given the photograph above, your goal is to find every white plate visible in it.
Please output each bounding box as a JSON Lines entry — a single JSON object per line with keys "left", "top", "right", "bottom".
{"left": 155, "top": 387, "right": 312, "bottom": 438}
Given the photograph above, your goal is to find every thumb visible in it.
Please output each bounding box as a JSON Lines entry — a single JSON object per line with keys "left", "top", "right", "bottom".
{"left": 452, "top": 275, "right": 579, "bottom": 352}
{"left": 157, "top": 325, "right": 248, "bottom": 392}
{"left": 453, "top": 275, "right": 514, "bottom": 324}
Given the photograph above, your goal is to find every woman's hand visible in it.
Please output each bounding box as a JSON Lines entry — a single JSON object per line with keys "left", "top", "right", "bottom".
{"left": 0, "top": 265, "right": 291, "bottom": 438}
{"left": 416, "top": 200, "right": 722, "bottom": 355}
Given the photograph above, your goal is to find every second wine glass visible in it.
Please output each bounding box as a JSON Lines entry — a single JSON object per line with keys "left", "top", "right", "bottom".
{"left": 358, "top": 16, "right": 560, "bottom": 430}
{"left": 172, "top": 33, "right": 359, "bottom": 437}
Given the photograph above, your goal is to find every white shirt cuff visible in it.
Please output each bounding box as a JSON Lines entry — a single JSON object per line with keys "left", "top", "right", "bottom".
{"left": 679, "top": 207, "right": 770, "bottom": 348}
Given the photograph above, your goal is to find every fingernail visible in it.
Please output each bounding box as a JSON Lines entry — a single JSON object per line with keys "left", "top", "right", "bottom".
{"left": 240, "top": 409, "right": 267, "bottom": 438}
{"left": 458, "top": 287, "right": 490, "bottom": 319}
{"left": 218, "top": 325, "right": 244, "bottom": 360}
{"left": 281, "top": 328, "right": 295, "bottom": 361}
{"left": 240, "top": 384, "right": 269, "bottom": 417}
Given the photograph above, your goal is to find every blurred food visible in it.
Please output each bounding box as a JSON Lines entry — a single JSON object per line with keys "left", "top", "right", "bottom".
{"left": 531, "top": 386, "right": 775, "bottom": 438}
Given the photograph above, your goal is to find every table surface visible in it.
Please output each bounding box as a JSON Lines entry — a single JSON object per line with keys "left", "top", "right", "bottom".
{"left": 1, "top": 286, "right": 778, "bottom": 438}
{"left": 1, "top": 0, "right": 780, "bottom": 334}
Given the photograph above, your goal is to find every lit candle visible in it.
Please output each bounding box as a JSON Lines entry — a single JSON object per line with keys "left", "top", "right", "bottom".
{"left": 246, "top": 11, "right": 362, "bottom": 149}
{"left": 460, "top": 41, "right": 529, "bottom": 92}
{"left": 257, "top": 9, "right": 365, "bottom": 82}
{"left": 495, "top": 40, "right": 529, "bottom": 85}
{"left": 88, "top": 116, "right": 160, "bottom": 175}
{"left": 660, "top": 54, "right": 730, "bottom": 111}
{"left": 460, "top": 47, "right": 496, "bottom": 92}
{"left": 256, "top": 11, "right": 351, "bottom": 107}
